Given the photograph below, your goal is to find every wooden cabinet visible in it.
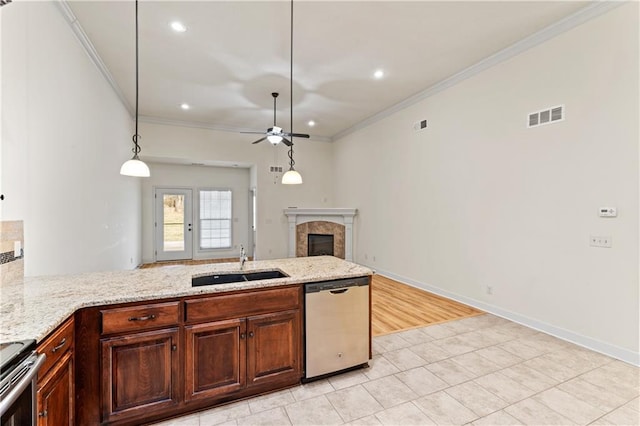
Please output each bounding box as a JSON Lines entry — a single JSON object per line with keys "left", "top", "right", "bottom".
{"left": 36, "top": 317, "right": 74, "bottom": 426}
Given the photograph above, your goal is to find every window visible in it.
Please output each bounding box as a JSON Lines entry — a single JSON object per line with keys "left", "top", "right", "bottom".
{"left": 199, "top": 189, "right": 232, "bottom": 249}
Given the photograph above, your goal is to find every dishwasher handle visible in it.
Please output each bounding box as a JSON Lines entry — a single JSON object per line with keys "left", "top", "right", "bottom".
{"left": 329, "top": 288, "right": 349, "bottom": 294}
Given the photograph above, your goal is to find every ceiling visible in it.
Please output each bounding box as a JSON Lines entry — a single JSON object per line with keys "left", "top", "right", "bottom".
{"left": 66, "top": 1, "right": 590, "bottom": 141}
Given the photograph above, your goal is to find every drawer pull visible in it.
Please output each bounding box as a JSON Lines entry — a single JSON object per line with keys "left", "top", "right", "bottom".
{"left": 128, "top": 314, "right": 156, "bottom": 322}
{"left": 240, "top": 333, "right": 246, "bottom": 339}
{"left": 248, "top": 331, "right": 254, "bottom": 338}
{"left": 51, "top": 338, "right": 67, "bottom": 353}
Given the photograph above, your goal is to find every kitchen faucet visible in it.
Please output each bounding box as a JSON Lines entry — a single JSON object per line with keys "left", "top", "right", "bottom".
{"left": 239, "top": 245, "right": 248, "bottom": 270}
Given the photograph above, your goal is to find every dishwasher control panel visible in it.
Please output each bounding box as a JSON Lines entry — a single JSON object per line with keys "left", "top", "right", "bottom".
{"left": 305, "top": 276, "right": 370, "bottom": 293}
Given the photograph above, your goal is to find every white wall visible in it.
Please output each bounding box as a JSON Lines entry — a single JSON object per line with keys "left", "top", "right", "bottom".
{"left": 1, "top": 2, "right": 142, "bottom": 275}
{"left": 141, "top": 163, "right": 251, "bottom": 263}
{"left": 333, "top": 4, "right": 639, "bottom": 364}
{"left": 139, "top": 122, "right": 334, "bottom": 260}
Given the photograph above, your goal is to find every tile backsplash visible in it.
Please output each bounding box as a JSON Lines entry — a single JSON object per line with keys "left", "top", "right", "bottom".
{"left": 1, "top": 221, "right": 24, "bottom": 285}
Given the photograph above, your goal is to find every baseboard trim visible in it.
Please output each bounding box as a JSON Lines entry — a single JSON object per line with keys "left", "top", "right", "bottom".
{"left": 367, "top": 266, "right": 639, "bottom": 367}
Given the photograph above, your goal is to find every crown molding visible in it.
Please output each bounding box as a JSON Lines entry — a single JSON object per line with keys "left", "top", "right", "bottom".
{"left": 332, "top": 0, "right": 625, "bottom": 141}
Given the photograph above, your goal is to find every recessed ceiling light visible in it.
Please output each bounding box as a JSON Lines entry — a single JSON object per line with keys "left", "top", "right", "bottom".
{"left": 373, "top": 69, "right": 385, "bottom": 79}
{"left": 180, "top": 103, "right": 190, "bottom": 110}
{"left": 307, "top": 120, "right": 315, "bottom": 127}
{"left": 170, "top": 21, "right": 187, "bottom": 33}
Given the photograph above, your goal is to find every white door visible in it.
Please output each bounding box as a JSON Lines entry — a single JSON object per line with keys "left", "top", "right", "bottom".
{"left": 155, "top": 188, "right": 193, "bottom": 261}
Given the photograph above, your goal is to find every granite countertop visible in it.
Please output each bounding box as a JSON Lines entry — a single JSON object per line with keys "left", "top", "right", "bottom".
{"left": 0, "top": 256, "right": 372, "bottom": 343}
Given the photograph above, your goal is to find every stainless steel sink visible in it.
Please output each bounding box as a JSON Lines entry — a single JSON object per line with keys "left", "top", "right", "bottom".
{"left": 192, "top": 270, "right": 288, "bottom": 287}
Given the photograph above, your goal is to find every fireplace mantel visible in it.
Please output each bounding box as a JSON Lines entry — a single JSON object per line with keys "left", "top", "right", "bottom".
{"left": 284, "top": 208, "right": 357, "bottom": 261}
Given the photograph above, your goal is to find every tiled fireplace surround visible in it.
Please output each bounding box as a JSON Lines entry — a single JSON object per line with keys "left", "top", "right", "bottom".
{"left": 284, "top": 208, "right": 357, "bottom": 262}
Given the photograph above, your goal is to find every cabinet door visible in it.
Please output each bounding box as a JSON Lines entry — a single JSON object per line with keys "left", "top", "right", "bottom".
{"left": 246, "top": 310, "right": 301, "bottom": 387}
{"left": 101, "top": 328, "right": 179, "bottom": 423}
{"left": 37, "top": 351, "right": 73, "bottom": 426}
{"left": 185, "top": 319, "right": 246, "bottom": 401}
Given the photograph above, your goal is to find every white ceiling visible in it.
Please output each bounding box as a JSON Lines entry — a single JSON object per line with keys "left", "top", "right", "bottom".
{"left": 66, "top": 1, "right": 590, "bottom": 141}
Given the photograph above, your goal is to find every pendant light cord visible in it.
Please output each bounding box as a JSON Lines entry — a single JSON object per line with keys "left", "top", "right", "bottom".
{"left": 288, "top": 0, "right": 295, "bottom": 170}
{"left": 132, "top": 0, "right": 141, "bottom": 156}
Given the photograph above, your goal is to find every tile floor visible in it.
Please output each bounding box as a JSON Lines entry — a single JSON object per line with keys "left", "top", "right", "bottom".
{"left": 153, "top": 314, "right": 639, "bottom": 425}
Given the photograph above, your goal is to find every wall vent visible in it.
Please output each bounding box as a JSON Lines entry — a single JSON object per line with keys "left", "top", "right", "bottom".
{"left": 269, "top": 166, "right": 283, "bottom": 173}
{"left": 413, "top": 119, "right": 428, "bottom": 131}
{"left": 528, "top": 105, "right": 564, "bottom": 128}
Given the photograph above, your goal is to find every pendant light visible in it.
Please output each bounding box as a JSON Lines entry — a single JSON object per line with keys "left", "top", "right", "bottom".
{"left": 120, "top": 0, "right": 150, "bottom": 177}
{"left": 282, "top": 0, "right": 302, "bottom": 185}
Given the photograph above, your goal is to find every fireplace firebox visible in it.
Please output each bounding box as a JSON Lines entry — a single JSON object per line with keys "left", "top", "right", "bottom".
{"left": 308, "top": 234, "right": 334, "bottom": 257}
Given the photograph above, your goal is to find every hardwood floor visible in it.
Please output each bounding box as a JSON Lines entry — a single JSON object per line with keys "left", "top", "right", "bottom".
{"left": 371, "top": 274, "right": 483, "bottom": 336}
{"left": 139, "top": 259, "right": 483, "bottom": 337}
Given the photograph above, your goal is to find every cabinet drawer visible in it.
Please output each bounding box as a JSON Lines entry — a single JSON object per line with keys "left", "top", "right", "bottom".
{"left": 101, "top": 302, "right": 180, "bottom": 335}
{"left": 185, "top": 286, "right": 301, "bottom": 323}
{"left": 37, "top": 316, "right": 74, "bottom": 381}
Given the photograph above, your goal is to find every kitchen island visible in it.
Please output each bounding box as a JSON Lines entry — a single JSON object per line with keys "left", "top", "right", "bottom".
{"left": 0, "top": 256, "right": 372, "bottom": 425}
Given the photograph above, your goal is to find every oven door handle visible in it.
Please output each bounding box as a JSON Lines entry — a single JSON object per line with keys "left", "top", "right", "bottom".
{"left": 0, "top": 353, "right": 46, "bottom": 419}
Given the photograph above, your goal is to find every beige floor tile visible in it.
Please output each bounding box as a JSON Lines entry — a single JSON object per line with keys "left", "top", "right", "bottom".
{"left": 363, "top": 355, "right": 400, "bottom": 380}
{"left": 374, "top": 401, "right": 435, "bottom": 425}
{"left": 474, "top": 327, "right": 517, "bottom": 345}
{"left": 326, "top": 384, "right": 384, "bottom": 422}
{"left": 199, "top": 401, "right": 251, "bottom": 425}
{"left": 432, "top": 335, "right": 478, "bottom": 356}
{"left": 345, "top": 415, "right": 382, "bottom": 425}
{"left": 153, "top": 413, "right": 201, "bottom": 426}
{"left": 284, "top": 395, "right": 343, "bottom": 425}
{"left": 396, "top": 327, "right": 434, "bottom": 345}
{"left": 475, "top": 346, "right": 523, "bottom": 368}
{"left": 247, "top": 389, "right": 295, "bottom": 414}
{"left": 363, "top": 375, "right": 418, "bottom": 408}
{"left": 590, "top": 404, "right": 640, "bottom": 425}
{"left": 450, "top": 352, "right": 502, "bottom": 376}
{"left": 444, "top": 319, "right": 479, "bottom": 334}
{"left": 532, "top": 387, "right": 604, "bottom": 424}
{"left": 499, "top": 364, "right": 558, "bottom": 392}
{"left": 490, "top": 322, "right": 538, "bottom": 339}
{"left": 426, "top": 359, "right": 477, "bottom": 386}
{"left": 413, "top": 390, "right": 478, "bottom": 425}
{"left": 327, "top": 369, "right": 370, "bottom": 390}
{"left": 395, "top": 367, "right": 449, "bottom": 397}
{"left": 557, "top": 377, "right": 629, "bottom": 412}
{"left": 580, "top": 361, "right": 640, "bottom": 401}
{"left": 382, "top": 347, "right": 428, "bottom": 371}
{"left": 453, "top": 331, "right": 496, "bottom": 349}
{"left": 471, "top": 410, "right": 522, "bottom": 425}
{"left": 504, "top": 398, "right": 575, "bottom": 425}
{"left": 623, "top": 397, "right": 639, "bottom": 413}
{"left": 523, "top": 355, "right": 581, "bottom": 382}
{"left": 372, "top": 333, "right": 412, "bottom": 353}
{"left": 445, "top": 381, "right": 508, "bottom": 417}
{"left": 236, "top": 407, "right": 291, "bottom": 426}
{"left": 408, "top": 342, "right": 450, "bottom": 364}
{"left": 474, "top": 372, "right": 536, "bottom": 404}
{"left": 421, "top": 323, "right": 459, "bottom": 340}
{"left": 290, "top": 379, "right": 335, "bottom": 401}
{"left": 499, "top": 339, "right": 548, "bottom": 360}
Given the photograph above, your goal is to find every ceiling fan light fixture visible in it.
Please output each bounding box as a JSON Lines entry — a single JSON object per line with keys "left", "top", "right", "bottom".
{"left": 267, "top": 135, "right": 283, "bottom": 145}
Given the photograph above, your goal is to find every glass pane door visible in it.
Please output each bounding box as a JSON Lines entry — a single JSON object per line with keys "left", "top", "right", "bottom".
{"left": 155, "top": 188, "right": 193, "bottom": 261}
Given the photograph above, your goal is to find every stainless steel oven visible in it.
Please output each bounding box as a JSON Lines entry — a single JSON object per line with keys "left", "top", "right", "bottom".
{"left": 0, "top": 340, "right": 46, "bottom": 426}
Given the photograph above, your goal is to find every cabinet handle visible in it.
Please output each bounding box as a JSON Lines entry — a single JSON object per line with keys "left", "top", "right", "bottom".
{"left": 51, "top": 337, "right": 67, "bottom": 353}
{"left": 240, "top": 333, "right": 246, "bottom": 339}
{"left": 39, "top": 411, "right": 47, "bottom": 418}
{"left": 128, "top": 314, "right": 156, "bottom": 322}
{"left": 248, "top": 332, "right": 254, "bottom": 338}
{"left": 171, "top": 344, "right": 177, "bottom": 351}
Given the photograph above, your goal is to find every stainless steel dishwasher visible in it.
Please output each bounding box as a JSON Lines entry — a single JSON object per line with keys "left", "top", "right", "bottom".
{"left": 304, "top": 276, "right": 370, "bottom": 380}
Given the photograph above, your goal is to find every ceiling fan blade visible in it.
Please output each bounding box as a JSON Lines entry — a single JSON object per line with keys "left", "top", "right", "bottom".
{"left": 241, "top": 131, "right": 267, "bottom": 135}
{"left": 252, "top": 137, "right": 267, "bottom": 144}
{"left": 282, "top": 138, "right": 293, "bottom": 147}
{"left": 285, "top": 132, "right": 310, "bottom": 138}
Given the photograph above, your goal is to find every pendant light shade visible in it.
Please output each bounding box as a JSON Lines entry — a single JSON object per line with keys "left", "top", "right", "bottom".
{"left": 282, "top": 169, "right": 302, "bottom": 185}
{"left": 267, "top": 135, "right": 283, "bottom": 145}
{"left": 120, "top": 0, "right": 150, "bottom": 177}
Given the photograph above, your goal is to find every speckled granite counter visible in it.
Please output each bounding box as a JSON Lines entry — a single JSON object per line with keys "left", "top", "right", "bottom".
{"left": 0, "top": 256, "right": 372, "bottom": 343}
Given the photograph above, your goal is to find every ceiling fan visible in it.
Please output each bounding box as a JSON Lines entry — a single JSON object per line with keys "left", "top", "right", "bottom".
{"left": 242, "top": 92, "right": 309, "bottom": 146}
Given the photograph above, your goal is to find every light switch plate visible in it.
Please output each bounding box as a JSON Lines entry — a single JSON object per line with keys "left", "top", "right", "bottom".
{"left": 599, "top": 207, "right": 617, "bottom": 217}
{"left": 14, "top": 241, "right": 22, "bottom": 257}
{"left": 590, "top": 236, "right": 612, "bottom": 248}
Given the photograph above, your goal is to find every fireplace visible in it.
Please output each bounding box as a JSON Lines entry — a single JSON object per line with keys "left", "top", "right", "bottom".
{"left": 308, "top": 234, "right": 334, "bottom": 256}
{"left": 284, "top": 208, "right": 357, "bottom": 261}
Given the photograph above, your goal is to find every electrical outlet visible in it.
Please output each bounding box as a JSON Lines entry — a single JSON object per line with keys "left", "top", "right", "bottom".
{"left": 590, "top": 236, "right": 612, "bottom": 248}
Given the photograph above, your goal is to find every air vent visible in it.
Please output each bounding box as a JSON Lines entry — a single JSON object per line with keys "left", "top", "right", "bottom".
{"left": 528, "top": 105, "right": 564, "bottom": 128}
{"left": 413, "top": 119, "right": 427, "bottom": 131}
